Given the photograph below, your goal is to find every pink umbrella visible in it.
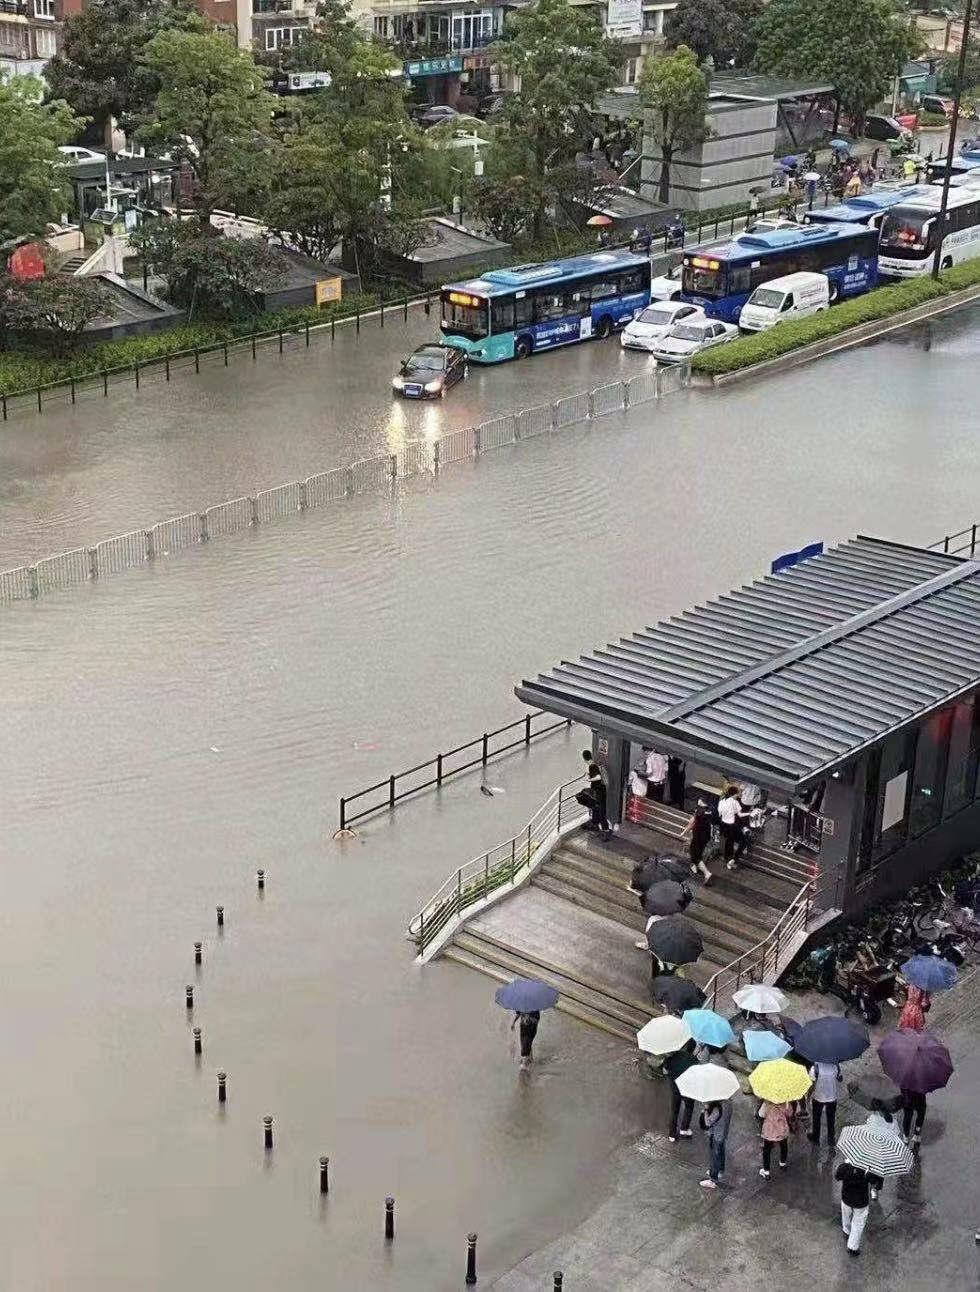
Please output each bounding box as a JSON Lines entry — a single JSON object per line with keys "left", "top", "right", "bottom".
{"left": 878, "top": 1028, "right": 953, "bottom": 1094}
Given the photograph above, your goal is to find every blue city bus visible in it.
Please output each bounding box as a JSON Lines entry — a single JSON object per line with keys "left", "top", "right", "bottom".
{"left": 804, "top": 188, "right": 922, "bottom": 232}
{"left": 680, "top": 223, "right": 879, "bottom": 322}
{"left": 440, "top": 249, "right": 651, "bottom": 363}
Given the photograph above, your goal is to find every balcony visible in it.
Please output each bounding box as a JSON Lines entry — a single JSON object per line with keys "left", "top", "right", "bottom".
{"left": 0, "top": 1, "right": 28, "bottom": 15}
{"left": 251, "top": 0, "right": 293, "bottom": 14}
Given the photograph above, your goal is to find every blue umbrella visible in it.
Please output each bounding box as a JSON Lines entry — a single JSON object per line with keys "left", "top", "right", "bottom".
{"left": 901, "top": 955, "right": 956, "bottom": 993}
{"left": 792, "top": 1015, "right": 869, "bottom": 1064}
{"left": 830, "top": 138, "right": 851, "bottom": 152}
{"left": 682, "top": 1008, "right": 736, "bottom": 1048}
{"left": 494, "top": 978, "right": 559, "bottom": 1012}
{"left": 743, "top": 1029, "right": 791, "bottom": 1063}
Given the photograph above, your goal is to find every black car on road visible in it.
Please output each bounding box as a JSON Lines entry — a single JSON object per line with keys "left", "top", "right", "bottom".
{"left": 392, "top": 343, "right": 467, "bottom": 398}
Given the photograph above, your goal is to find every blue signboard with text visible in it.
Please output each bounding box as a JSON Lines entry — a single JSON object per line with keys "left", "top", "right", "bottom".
{"left": 404, "top": 55, "right": 463, "bottom": 77}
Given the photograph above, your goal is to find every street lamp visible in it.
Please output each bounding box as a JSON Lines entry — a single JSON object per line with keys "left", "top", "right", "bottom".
{"left": 932, "top": 0, "right": 975, "bottom": 278}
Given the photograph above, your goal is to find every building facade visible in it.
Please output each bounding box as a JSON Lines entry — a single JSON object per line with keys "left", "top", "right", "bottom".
{"left": 0, "top": 0, "right": 67, "bottom": 76}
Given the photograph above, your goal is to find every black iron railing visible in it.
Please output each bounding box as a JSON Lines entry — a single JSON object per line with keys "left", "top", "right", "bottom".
{"left": 338, "top": 712, "right": 572, "bottom": 832}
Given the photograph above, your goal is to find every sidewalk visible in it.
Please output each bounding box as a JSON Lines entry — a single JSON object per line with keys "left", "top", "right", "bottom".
{"left": 492, "top": 970, "right": 980, "bottom": 1291}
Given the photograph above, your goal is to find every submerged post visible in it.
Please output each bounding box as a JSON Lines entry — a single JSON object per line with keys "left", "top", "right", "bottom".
{"left": 465, "top": 1233, "right": 478, "bottom": 1285}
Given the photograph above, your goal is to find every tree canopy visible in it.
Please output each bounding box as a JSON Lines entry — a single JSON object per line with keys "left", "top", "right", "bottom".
{"left": 665, "top": 0, "right": 763, "bottom": 70}
{"left": 44, "top": 0, "right": 202, "bottom": 146}
{"left": 0, "top": 77, "right": 82, "bottom": 242}
{"left": 138, "top": 29, "right": 277, "bottom": 222}
{"left": 130, "top": 221, "right": 286, "bottom": 318}
{"left": 752, "top": 0, "right": 916, "bottom": 125}
{"left": 638, "top": 46, "right": 709, "bottom": 204}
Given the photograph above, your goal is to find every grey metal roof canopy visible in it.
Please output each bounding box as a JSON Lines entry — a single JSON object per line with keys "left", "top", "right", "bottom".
{"left": 515, "top": 538, "right": 980, "bottom": 792}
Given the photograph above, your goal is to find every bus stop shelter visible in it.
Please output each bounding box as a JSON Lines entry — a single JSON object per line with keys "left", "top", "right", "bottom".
{"left": 516, "top": 536, "right": 980, "bottom": 916}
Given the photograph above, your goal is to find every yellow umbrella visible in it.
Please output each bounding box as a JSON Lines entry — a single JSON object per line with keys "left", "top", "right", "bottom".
{"left": 748, "top": 1058, "right": 813, "bottom": 1103}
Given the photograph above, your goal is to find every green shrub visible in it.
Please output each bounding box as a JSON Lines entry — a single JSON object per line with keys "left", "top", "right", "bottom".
{"left": 690, "top": 266, "right": 980, "bottom": 377}
{"left": 918, "top": 112, "right": 949, "bottom": 128}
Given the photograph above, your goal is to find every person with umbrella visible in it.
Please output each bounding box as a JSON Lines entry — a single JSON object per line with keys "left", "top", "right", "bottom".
{"left": 834, "top": 1124, "right": 914, "bottom": 1253}
{"left": 652, "top": 974, "right": 704, "bottom": 1015}
{"left": 898, "top": 984, "right": 931, "bottom": 1031}
{"left": 834, "top": 1160, "right": 884, "bottom": 1256}
{"left": 878, "top": 1028, "right": 954, "bottom": 1148}
{"left": 674, "top": 1064, "right": 740, "bottom": 1189}
{"left": 749, "top": 1059, "right": 812, "bottom": 1176}
{"left": 580, "top": 749, "right": 611, "bottom": 840}
{"left": 664, "top": 1039, "right": 699, "bottom": 1141}
{"left": 792, "top": 1017, "right": 869, "bottom": 1148}
{"left": 494, "top": 978, "right": 559, "bottom": 1071}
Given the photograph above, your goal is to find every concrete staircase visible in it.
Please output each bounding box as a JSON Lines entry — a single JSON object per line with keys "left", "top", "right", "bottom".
{"left": 445, "top": 797, "right": 812, "bottom": 1046}
{"left": 59, "top": 252, "right": 89, "bottom": 276}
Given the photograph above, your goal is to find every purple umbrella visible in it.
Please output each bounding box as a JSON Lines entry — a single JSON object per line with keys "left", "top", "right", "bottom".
{"left": 878, "top": 1028, "right": 954, "bottom": 1094}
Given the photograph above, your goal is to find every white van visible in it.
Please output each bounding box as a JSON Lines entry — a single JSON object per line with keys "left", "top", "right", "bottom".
{"left": 738, "top": 272, "right": 830, "bottom": 332}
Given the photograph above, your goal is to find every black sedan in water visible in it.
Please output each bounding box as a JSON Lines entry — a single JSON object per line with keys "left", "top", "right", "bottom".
{"left": 392, "top": 343, "right": 467, "bottom": 398}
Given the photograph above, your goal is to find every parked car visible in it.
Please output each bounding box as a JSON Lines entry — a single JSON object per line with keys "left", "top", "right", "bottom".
{"left": 56, "top": 145, "right": 106, "bottom": 164}
{"left": 392, "top": 343, "right": 467, "bottom": 398}
{"left": 864, "top": 114, "right": 910, "bottom": 142}
{"left": 922, "top": 94, "right": 955, "bottom": 120}
{"left": 895, "top": 111, "right": 920, "bottom": 131}
{"left": 476, "top": 92, "right": 509, "bottom": 119}
{"left": 738, "top": 272, "right": 830, "bottom": 333}
{"left": 418, "top": 105, "right": 459, "bottom": 130}
{"left": 649, "top": 262, "right": 684, "bottom": 301}
{"left": 621, "top": 302, "right": 704, "bottom": 351}
{"left": 650, "top": 317, "right": 738, "bottom": 363}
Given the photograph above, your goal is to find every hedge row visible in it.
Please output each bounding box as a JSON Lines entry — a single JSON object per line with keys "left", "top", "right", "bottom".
{"left": 691, "top": 260, "right": 980, "bottom": 377}
{"left": 0, "top": 292, "right": 405, "bottom": 397}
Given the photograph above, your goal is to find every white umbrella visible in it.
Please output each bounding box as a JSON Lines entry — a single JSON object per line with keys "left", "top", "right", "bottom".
{"left": 636, "top": 1015, "right": 691, "bottom": 1056}
{"left": 732, "top": 984, "right": 787, "bottom": 1014}
{"left": 837, "top": 1126, "right": 915, "bottom": 1177}
{"left": 675, "top": 1062, "right": 741, "bottom": 1102}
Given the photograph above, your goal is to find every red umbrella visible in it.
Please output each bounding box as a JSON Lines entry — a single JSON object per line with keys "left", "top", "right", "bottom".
{"left": 586, "top": 214, "right": 613, "bottom": 227}
{"left": 878, "top": 1028, "right": 953, "bottom": 1094}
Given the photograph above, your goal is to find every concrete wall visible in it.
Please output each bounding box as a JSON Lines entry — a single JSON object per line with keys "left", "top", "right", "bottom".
{"left": 642, "top": 98, "right": 777, "bottom": 212}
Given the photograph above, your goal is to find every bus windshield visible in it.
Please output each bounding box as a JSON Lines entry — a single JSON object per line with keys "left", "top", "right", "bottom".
{"left": 879, "top": 210, "right": 931, "bottom": 254}
{"left": 441, "top": 295, "right": 489, "bottom": 339}
{"left": 682, "top": 264, "right": 726, "bottom": 298}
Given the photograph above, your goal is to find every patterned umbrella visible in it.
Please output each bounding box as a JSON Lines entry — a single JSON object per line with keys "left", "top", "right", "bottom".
{"left": 837, "top": 1126, "right": 915, "bottom": 1177}
{"left": 879, "top": 1028, "right": 954, "bottom": 1094}
{"left": 682, "top": 1008, "right": 736, "bottom": 1048}
{"left": 647, "top": 916, "right": 703, "bottom": 965}
{"left": 901, "top": 956, "right": 957, "bottom": 993}
{"left": 651, "top": 975, "right": 705, "bottom": 1014}
{"left": 743, "top": 1030, "right": 791, "bottom": 1063}
{"left": 636, "top": 1015, "right": 692, "bottom": 1056}
{"left": 733, "top": 985, "right": 787, "bottom": 1015}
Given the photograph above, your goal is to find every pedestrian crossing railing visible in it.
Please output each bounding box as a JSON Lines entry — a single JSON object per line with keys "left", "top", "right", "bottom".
{"left": 703, "top": 878, "right": 816, "bottom": 1011}
{"left": 0, "top": 362, "right": 690, "bottom": 607}
{"left": 407, "top": 779, "right": 586, "bottom": 962}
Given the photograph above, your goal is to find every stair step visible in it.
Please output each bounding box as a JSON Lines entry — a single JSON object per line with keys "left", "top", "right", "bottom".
{"left": 453, "top": 929, "right": 652, "bottom": 1030}
{"left": 443, "top": 944, "right": 639, "bottom": 1042}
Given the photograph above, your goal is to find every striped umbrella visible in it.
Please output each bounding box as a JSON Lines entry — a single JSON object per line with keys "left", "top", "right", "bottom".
{"left": 837, "top": 1125, "right": 915, "bottom": 1177}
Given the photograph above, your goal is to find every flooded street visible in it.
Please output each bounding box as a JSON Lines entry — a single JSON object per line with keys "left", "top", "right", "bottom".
{"left": 1, "top": 303, "right": 979, "bottom": 1289}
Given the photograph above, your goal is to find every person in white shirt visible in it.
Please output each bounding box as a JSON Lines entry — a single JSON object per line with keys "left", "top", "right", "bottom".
{"left": 808, "top": 1061, "right": 841, "bottom": 1146}
{"left": 643, "top": 748, "right": 668, "bottom": 801}
{"left": 716, "top": 786, "right": 747, "bottom": 869}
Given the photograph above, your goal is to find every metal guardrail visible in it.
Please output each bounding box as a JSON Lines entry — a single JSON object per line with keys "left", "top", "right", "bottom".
{"left": 704, "top": 879, "right": 815, "bottom": 1011}
{"left": 339, "top": 711, "right": 572, "bottom": 832}
{"left": 0, "top": 362, "right": 690, "bottom": 607}
{"left": 931, "top": 522, "right": 979, "bottom": 557}
{"left": 407, "top": 778, "right": 585, "bottom": 958}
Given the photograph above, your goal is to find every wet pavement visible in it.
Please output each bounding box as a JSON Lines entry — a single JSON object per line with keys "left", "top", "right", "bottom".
{"left": 1, "top": 303, "right": 980, "bottom": 1288}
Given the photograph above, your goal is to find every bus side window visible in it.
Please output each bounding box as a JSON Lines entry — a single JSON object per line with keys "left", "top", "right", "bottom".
{"left": 620, "top": 269, "right": 646, "bottom": 294}
{"left": 570, "top": 290, "right": 590, "bottom": 318}
{"left": 492, "top": 298, "right": 515, "bottom": 331}
{"left": 729, "top": 266, "right": 751, "bottom": 293}
{"left": 533, "top": 291, "right": 566, "bottom": 323}
{"left": 590, "top": 280, "right": 616, "bottom": 301}
{"left": 514, "top": 295, "right": 531, "bottom": 327}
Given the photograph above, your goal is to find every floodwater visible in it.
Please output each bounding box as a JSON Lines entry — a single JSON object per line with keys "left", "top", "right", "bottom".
{"left": 1, "top": 302, "right": 979, "bottom": 1290}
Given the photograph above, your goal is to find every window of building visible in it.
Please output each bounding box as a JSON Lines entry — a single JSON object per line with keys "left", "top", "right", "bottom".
{"left": 33, "top": 0, "right": 55, "bottom": 18}
{"left": 34, "top": 25, "right": 56, "bottom": 55}
{"left": 265, "top": 25, "right": 305, "bottom": 51}
{"left": 943, "top": 694, "right": 980, "bottom": 817}
{"left": 451, "top": 10, "right": 494, "bottom": 51}
{"left": 622, "top": 58, "right": 638, "bottom": 84}
{"left": 908, "top": 708, "right": 952, "bottom": 838}
{"left": 373, "top": 15, "right": 388, "bottom": 37}
{"left": 871, "top": 728, "right": 917, "bottom": 861}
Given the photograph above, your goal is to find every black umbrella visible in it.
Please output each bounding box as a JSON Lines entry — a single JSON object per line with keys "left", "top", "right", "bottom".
{"left": 792, "top": 1016, "right": 870, "bottom": 1064}
{"left": 630, "top": 857, "right": 662, "bottom": 894}
{"left": 643, "top": 880, "right": 689, "bottom": 917}
{"left": 651, "top": 974, "right": 705, "bottom": 1013}
{"left": 846, "top": 1072, "right": 902, "bottom": 1112}
{"left": 647, "top": 915, "right": 703, "bottom": 965}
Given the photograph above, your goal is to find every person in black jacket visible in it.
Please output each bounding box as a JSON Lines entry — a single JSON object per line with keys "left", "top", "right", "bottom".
{"left": 835, "top": 1162, "right": 883, "bottom": 1256}
{"left": 664, "top": 1040, "right": 697, "bottom": 1142}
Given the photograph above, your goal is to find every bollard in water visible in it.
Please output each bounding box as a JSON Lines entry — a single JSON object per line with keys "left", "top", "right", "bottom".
{"left": 194, "top": 942, "right": 202, "bottom": 966}
{"left": 319, "top": 1156, "right": 329, "bottom": 1194}
{"left": 193, "top": 1027, "right": 202, "bottom": 1055}
{"left": 216, "top": 905, "right": 224, "bottom": 928}
{"left": 465, "top": 1233, "right": 478, "bottom": 1285}
{"left": 264, "top": 1116, "right": 274, "bottom": 1150}
{"left": 384, "top": 1197, "right": 395, "bottom": 1241}
{"left": 257, "top": 869, "right": 265, "bottom": 892}
{"left": 554, "top": 1274, "right": 563, "bottom": 1291}
{"left": 217, "top": 1071, "right": 227, "bottom": 1103}
{"left": 185, "top": 984, "right": 194, "bottom": 1010}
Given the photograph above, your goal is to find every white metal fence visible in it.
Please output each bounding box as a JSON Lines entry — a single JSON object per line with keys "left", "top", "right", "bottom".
{"left": 0, "top": 362, "right": 690, "bottom": 606}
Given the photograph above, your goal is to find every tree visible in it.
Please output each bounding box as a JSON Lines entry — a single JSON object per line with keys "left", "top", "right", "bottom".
{"left": 752, "top": 0, "right": 916, "bottom": 129}
{"left": 263, "top": 130, "right": 372, "bottom": 261}
{"left": 277, "top": 0, "right": 362, "bottom": 76}
{"left": 470, "top": 175, "right": 540, "bottom": 243}
{"left": 638, "top": 47, "right": 709, "bottom": 204}
{"left": 0, "top": 77, "right": 82, "bottom": 242}
{"left": 44, "top": 0, "right": 202, "bottom": 147}
{"left": 8, "top": 276, "right": 111, "bottom": 355}
{"left": 130, "top": 220, "right": 286, "bottom": 318}
{"left": 491, "top": 0, "right": 620, "bottom": 237}
{"left": 665, "top": 0, "right": 763, "bottom": 69}
{"left": 138, "top": 29, "right": 277, "bottom": 224}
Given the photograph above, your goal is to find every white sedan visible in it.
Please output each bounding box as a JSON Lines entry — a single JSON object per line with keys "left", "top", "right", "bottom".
{"left": 651, "top": 317, "right": 739, "bottom": 363}
{"left": 621, "top": 301, "right": 704, "bottom": 352}
{"left": 649, "top": 262, "right": 684, "bottom": 301}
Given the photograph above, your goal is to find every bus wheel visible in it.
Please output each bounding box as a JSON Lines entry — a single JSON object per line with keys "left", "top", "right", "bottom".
{"left": 595, "top": 317, "right": 612, "bottom": 339}
{"left": 515, "top": 337, "right": 531, "bottom": 359}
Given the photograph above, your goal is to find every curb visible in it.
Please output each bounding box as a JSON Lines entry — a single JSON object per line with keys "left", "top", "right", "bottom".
{"left": 692, "top": 281, "right": 980, "bottom": 389}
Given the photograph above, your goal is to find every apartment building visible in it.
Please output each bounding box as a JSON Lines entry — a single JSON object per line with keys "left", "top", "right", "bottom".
{"left": 571, "top": 0, "right": 676, "bottom": 84}
{"left": 0, "top": 0, "right": 67, "bottom": 75}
